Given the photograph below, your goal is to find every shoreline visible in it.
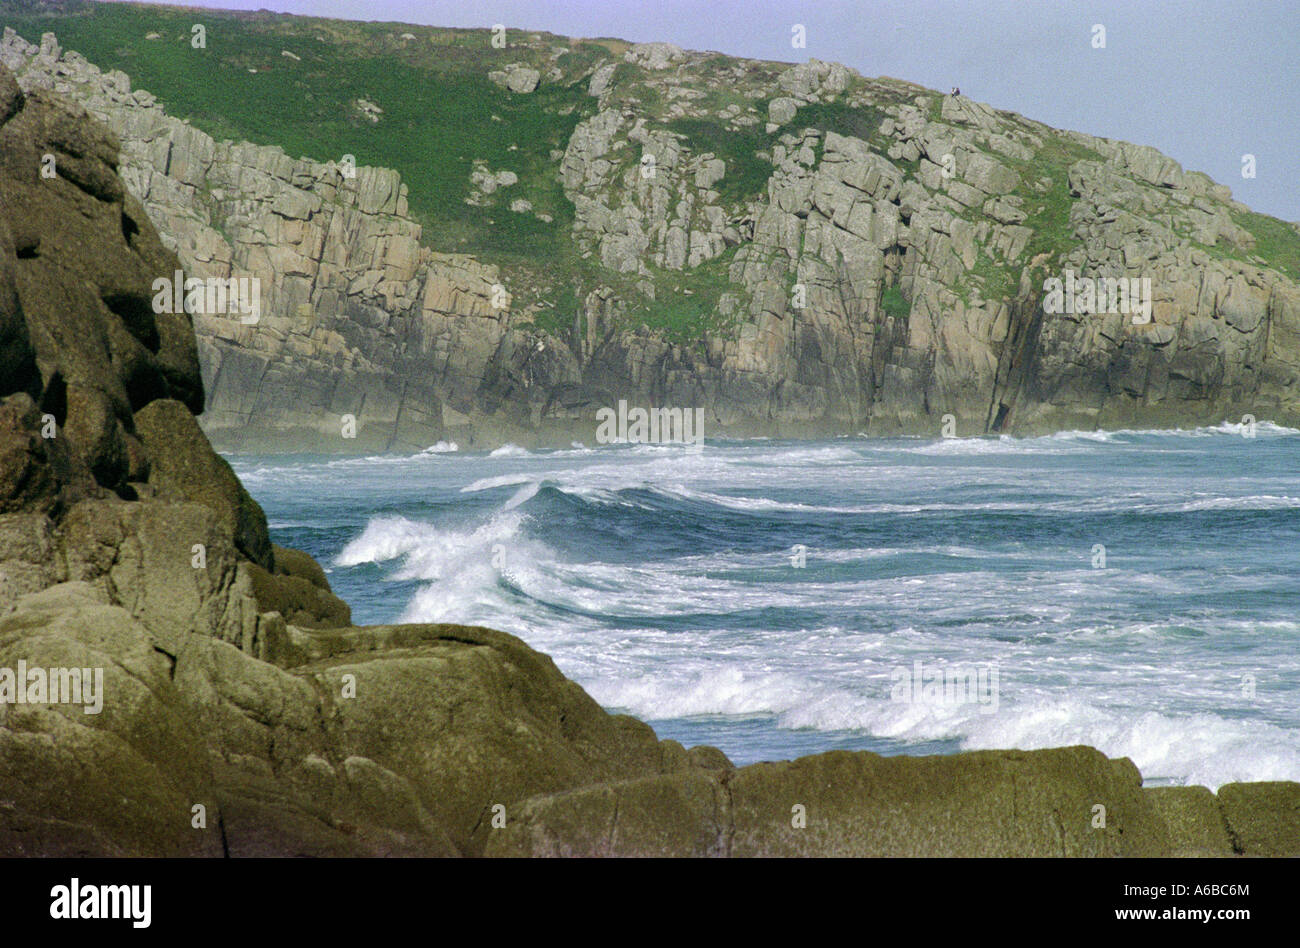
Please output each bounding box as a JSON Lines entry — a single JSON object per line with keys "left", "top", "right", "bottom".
{"left": 203, "top": 414, "right": 1300, "bottom": 457}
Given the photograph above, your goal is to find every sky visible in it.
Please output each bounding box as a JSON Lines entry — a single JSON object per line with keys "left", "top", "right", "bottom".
{"left": 106, "top": 0, "right": 1299, "bottom": 221}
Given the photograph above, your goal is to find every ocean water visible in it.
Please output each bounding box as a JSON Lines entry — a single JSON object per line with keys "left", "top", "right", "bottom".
{"left": 229, "top": 423, "right": 1300, "bottom": 789}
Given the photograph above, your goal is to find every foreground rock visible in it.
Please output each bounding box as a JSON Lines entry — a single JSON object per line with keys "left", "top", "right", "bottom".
{"left": 487, "top": 749, "right": 1300, "bottom": 857}
{"left": 0, "top": 66, "right": 1297, "bottom": 856}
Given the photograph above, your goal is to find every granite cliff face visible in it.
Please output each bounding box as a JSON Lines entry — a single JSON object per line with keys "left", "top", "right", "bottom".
{"left": 2, "top": 66, "right": 1299, "bottom": 856}
{"left": 4, "top": 25, "right": 1298, "bottom": 451}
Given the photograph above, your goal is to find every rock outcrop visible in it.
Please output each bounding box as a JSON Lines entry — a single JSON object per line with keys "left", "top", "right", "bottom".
{"left": 3, "top": 24, "right": 1298, "bottom": 450}
{"left": 0, "top": 65, "right": 718, "bottom": 855}
{"left": 485, "top": 748, "right": 1187, "bottom": 857}
{"left": 2, "top": 66, "right": 1298, "bottom": 857}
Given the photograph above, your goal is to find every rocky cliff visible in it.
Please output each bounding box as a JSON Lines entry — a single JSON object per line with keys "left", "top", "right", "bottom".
{"left": 2, "top": 64, "right": 1298, "bottom": 856}
{"left": 3, "top": 14, "right": 1298, "bottom": 451}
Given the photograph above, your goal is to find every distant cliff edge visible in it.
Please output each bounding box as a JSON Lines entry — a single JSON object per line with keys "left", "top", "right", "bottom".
{"left": 5, "top": 19, "right": 1299, "bottom": 452}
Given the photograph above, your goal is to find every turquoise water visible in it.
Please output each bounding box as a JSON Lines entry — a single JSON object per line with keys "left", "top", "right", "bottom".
{"left": 230, "top": 423, "right": 1300, "bottom": 788}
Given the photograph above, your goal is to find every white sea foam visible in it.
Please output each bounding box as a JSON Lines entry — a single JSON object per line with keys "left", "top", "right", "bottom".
{"left": 421, "top": 440, "right": 459, "bottom": 454}
{"left": 335, "top": 515, "right": 438, "bottom": 566}
{"left": 461, "top": 472, "right": 538, "bottom": 493}
{"left": 893, "top": 421, "right": 1298, "bottom": 456}
{"left": 1153, "top": 494, "right": 1300, "bottom": 512}
{"left": 586, "top": 664, "right": 1300, "bottom": 789}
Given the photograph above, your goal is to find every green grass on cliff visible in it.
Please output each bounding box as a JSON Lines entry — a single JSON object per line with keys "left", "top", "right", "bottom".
{"left": 1234, "top": 211, "right": 1300, "bottom": 282}
{"left": 0, "top": 1, "right": 768, "bottom": 346}
{"left": 1015, "top": 138, "right": 1104, "bottom": 261}
{"left": 629, "top": 249, "right": 740, "bottom": 343}
{"left": 796, "top": 100, "right": 886, "bottom": 145}
{"left": 664, "top": 116, "right": 774, "bottom": 206}
{"left": 881, "top": 284, "right": 911, "bottom": 319}
{"left": 955, "top": 135, "right": 1105, "bottom": 304}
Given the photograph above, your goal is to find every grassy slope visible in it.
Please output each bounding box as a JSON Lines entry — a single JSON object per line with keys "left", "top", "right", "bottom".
{"left": 4, "top": 2, "right": 592, "bottom": 272}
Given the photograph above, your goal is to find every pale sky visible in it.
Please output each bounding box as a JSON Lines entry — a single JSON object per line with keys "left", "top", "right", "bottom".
{"left": 105, "top": 0, "right": 1299, "bottom": 221}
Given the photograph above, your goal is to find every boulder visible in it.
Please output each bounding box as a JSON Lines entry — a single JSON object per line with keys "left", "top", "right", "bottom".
{"left": 1144, "top": 786, "right": 1235, "bottom": 856}
{"left": 1216, "top": 782, "right": 1300, "bottom": 856}
{"left": 768, "top": 97, "right": 799, "bottom": 125}
{"left": 0, "top": 585, "right": 221, "bottom": 857}
{"left": 0, "top": 70, "right": 202, "bottom": 502}
{"left": 488, "top": 64, "right": 540, "bottom": 94}
{"left": 133, "top": 398, "right": 272, "bottom": 567}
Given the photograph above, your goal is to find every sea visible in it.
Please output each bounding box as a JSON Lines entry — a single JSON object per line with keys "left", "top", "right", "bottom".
{"left": 229, "top": 422, "right": 1300, "bottom": 789}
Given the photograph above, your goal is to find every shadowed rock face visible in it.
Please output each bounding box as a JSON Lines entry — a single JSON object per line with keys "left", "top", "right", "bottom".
{"left": 0, "top": 67, "right": 200, "bottom": 506}
{"left": 4, "top": 27, "right": 1300, "bottom": 451}
{"left": 1, "top": 64, "right": 1298, "bottom": 858}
